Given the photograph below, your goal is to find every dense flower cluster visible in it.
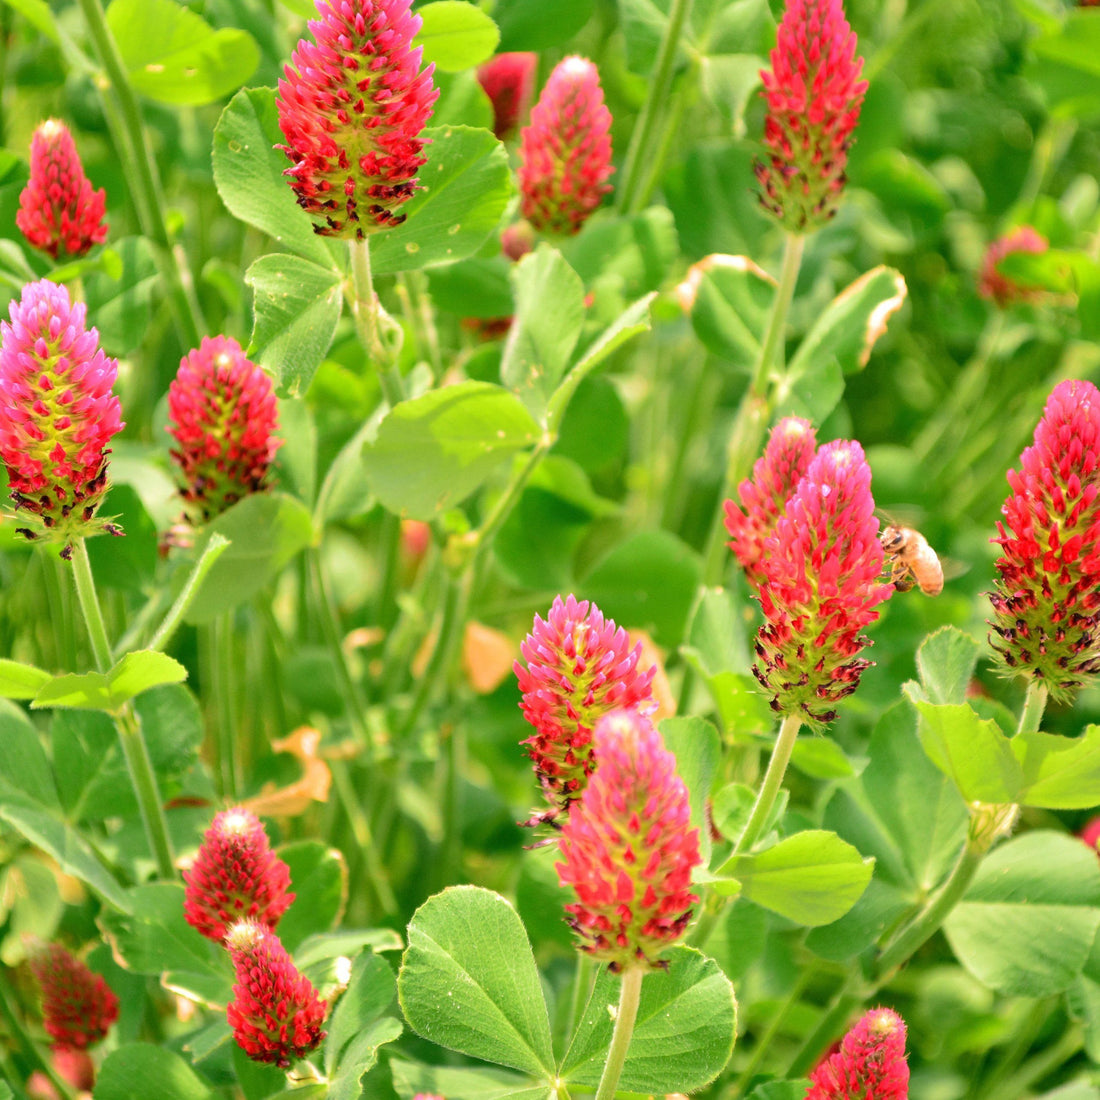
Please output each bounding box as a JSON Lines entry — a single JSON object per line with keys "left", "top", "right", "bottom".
{"left": 277, "top": 0, "right": 438, "bottom": 237}
{"left": 806, "top": 1007, "right": 910, "bottom": 1099}
{"left": 167, "top": 336, "right": 281, "bottom": 522}
{"left": 28, "top": 943, "right": 119, "bottom": 1051}
{"left": 225, "top": 921, "right": 326, "bottom": 1067}
{"left": 477, "top": 52, "right": 537, "bottom": 139}
{"left": 756, "top": 0, "right": 867, "bottom": 231}
{"left": 725, "top": 416, "right": 818, "bottom": 587}
{"left": 518, "top": 56, "right": 613, "bottom": 235}
{"left": 16, "top": 119, "right": 108, "bottom": 260}
{"left": 515, "top": 595, "right": 656, "bottom": 819}
{"left": 184, "top": 808, "right": 294, "bottom": 942}
{"left": 0, "top": 279, "right": 123, "bottom": 551}
{"left": 556, "top": 710, "right": 701, "bottom": 971}
{"left": 753, "top": 440, "right": 893, "bottom": 726}
{"left": 989, "top": 379, "right": 1100, "bottom": 700}
{"left": 977, "top": 226, "right": 1049, "bottom": 307}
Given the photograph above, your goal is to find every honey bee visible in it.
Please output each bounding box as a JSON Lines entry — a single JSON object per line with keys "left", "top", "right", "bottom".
{"left": 880, "top": 524, "right": 944, "bottom": 596}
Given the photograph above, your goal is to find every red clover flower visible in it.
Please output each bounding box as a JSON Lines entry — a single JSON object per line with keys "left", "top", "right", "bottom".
{"left": 28, "top": 942, "right": 119, "bottom": 1051}
{"left": 0, "top": 279, "right": 123, "bottom": 552}
{"left": 806, "top": 1007, "right": 910, "bottom": 1099}
{"left": 756, "top": 0, "right": 867, "bottom": 231}
{"left": 477, "top": 52, "right": 537, "bottom": 139}
{"left": 753, "top": 440, "right": 892, "bottom": 726}
{"left": 183, "top": 808, "right": 294, "bottom": 942}
{"left": 277, "top": 0, "right": 438, "bottom": 237}
{"left": 518, "top": 56, "right": 613, "bottom": 236}
{"left": 226, "top": 921, "right": 326, "bottom": 1067}
{"left": 555, "top": 710, "right": 701, "bottom": 971}
{"left": 977, "top": 226, "right": 1049, "bottom": 307}
{"left": 167, "top": 335, "right": 281, "bottom": 523}
{"left": 516, "top": 595, "right": 656, "bottom": 819}
{"left": 989, "top": 379, "right": 1100, "bottom": 700}
{"left": 16, "top": 119, "right": 108, "bottom": 260}
{"left": 725, "top": 416, "right": 818, "bottom": 588}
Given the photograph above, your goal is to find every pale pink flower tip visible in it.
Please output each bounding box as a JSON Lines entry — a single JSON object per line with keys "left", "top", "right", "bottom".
{"left": 16, "top": 119, "right": 108, "bottom": 260}
{"left": 277, "top": 0, "right": 438, "bottom": 238}
{"left": 757, "top": 0, "right": 867, "bottom": 231}
{"left": 515, "top": 594, "right": 656, "bottom": 821}
{"left": 725, "top": 416, "right": 818, "bottom": 588}
{"left": 754, "top": 439, "right": 892, "bottom": 726}
{"left": 556, "top": 709, "right": 701, "bottom": 971}
{"left": 977, "top": 226, "right": 1049, "bottom": 307}
{"left": 518, "top": 56, "right": 614, "bottom": 236}
{"left": 0, "top": 278, "right": 123, "bottom": 550}
{"left": 183, "top": 808, "right": 295, "bottom": 942}
{"left": 477, "top": 52, "right": 538, "bottom": 139}
{"left": 989, "top": 379, "right": 1100, "bottom": 700}
{"left": 28, "top": 942, "right": 119, "bottom": 1051}
{"left": 167, "top": 335, "right": 281, "bottom": 522}
{"left": 807, "top": 1007, "right": 909, "bottom": 1099}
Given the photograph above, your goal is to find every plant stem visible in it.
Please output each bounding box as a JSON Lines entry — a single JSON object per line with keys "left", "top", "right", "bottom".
{"left": 76, "top": 0, "right": 205, "bottom": 349}
{"left": 736, "top": 712, "right": 802, "bottom": 854}
{"left": 617, "top": 0, "right": 694, "bottom": 214}
{"left": 733, "top": 963, "right": 816, "bottom": 1096}
{"left": 998, "top": 1025, "right": 1083, "bottom": 1100}
{"left": 349, "top": 238, "right": 404, "bottom": 404}
{"left": 1017, "top": 679, "right": 1048, "bottom": 734}
{"left": 786, "top": 978, "right": 862, "bottom": 1078}
{"left": 213, "top": 614, "right": 238, "bottom": 801}
{"left": 70, "top": 540, "right": 111, "bottom": 672}
{"left": 145, "top": 534, "right": 231, "bottom": 654}
{"left": 594, "top": 967, "right": 645, "bottom": 1100}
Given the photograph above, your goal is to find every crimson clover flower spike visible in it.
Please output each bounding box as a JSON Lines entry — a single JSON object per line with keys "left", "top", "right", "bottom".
{"left": 477, "top": 52, "right": 538, "bottom": 140}
{"left": 276, "top": 0, "right": 438, "bottom": 238}
{"left": 183, "top": 807, "right": 295, "bottom": 942}
{"left": 725, "top": 416, "right": 818, "bottom": 588}
{"left": 28, "top": 942, "right": 119, "bottom": 1051}
{"left": 515, "top": 594, "right": 657, "bottom": 822}
{"left": 806, "top": 1006, "right": 910, "bottom": 1099}
{"left": 225, "top": 921, "right": 326, "bottom": 1067}
{"left": 16, "top": 119, "right": 108, "bottom": 260}
{"left": 977, "top": 225, "right": 1049, "bottom": 307}
{"left": 555, "top": 709, "right": 701, "bottom": 972}
{"left": 753, "top": 439, "right": 893, "bottom": 727}
{"left": 988, "top": 379, "right": 1100, "bottom": 701}
{"left": 518, "top": 55, "right": 614, "bottom": 236}
{"left": 167, "top": 335, "right": 282, "bottom": 523}
{"left": 756, "top": 0, "right": 867, "bottom": 232}
{"left": 0, "top": 278, "right": 124, "bottom": 552}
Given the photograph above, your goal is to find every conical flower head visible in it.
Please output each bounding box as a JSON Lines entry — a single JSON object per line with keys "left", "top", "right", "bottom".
{"left": 753, "top": 440, "right": 892, "bottom": 727}
{"left": 168, "top": 336, "right": 281, "bottom": 523}
{"left": 988, "top": 379, "right": 1100, "bottom": 700}
{"left": 477, "top": 52, "right": 537, "bottom": 139}
{"left": 226, "top": 921, "right": 326, "bottom": 1067}
{"left": 518, "top": 56, "right": 614, "bottom": 236}
{"left": 515, "top": 594, "right": 656, "bottom": 818}
{"left": 556, "top": 710, "right": 701, "bottom": 971}
{"left": 277, "top": 0, "right": 438, "bottom": 238}
{"left": 725, "top": 416, "right": 818, "bottom": 588}
{"left": 806, "top": 1007, "right": 909, "bottom": 1099}
{"left": 0, "top": 279, "right": 123, "bottom": 550}
{"left": 28, "top": 942, "right": 119, "bottom": 1051}
{"left": 16, "top": 120, "right": 108, "bottom": 261}
{"left": 183, "top": 808, "right": 295, "bottom": 942}
{"left": 756, "top": 0, "right": 867, "bottom": 231}
{"left": 977, "top": 226, "right": 1049, "bottom": 307}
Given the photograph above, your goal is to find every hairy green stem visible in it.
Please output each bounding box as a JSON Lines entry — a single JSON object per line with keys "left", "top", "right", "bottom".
{"left": 145, "top": 534, "right": 231, "bottom": 655}
{"left": 213, "top": 615, "right": 238, "bottom": 801}
{"left": 999, "top": 1025, "right": 1083, "bottom": 1100}
{"left": 1017, "top": 679, "right": 1049, "bottom": 734}
{"left": 595, "top": 968, "right": 645, "bottom": 1100}
{"left": 786, "top": 979, "right": 862, "bottom": 1078}
{"left": 349, "top": 238, "right": 404, "bottom": 403}
{"left": 737, "top": 713, "right": 802, "bottom": 854}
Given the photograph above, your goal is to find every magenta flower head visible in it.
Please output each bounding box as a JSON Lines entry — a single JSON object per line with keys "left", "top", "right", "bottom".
{"left": 477, "top": 52, "right": 537, "bottom": 139}
{"left": 183, "top": 808, "right": 295, "bottom": 943}
{"left": 28, "top": 942, "right": 119, "bottom": 1051}
{"left": 756, "top": 0, "right": 867, "bottom": 232}
{"left": 226, "top": 921, "right": 326, "bottom": 1068}
{"left": 753, "top": 440, "right": 892, "bottom": 727}
{"left": 1080, "top": 816, "right": 1100, "bottom": 855}
{"left": 977, "top": 225, "right": 1049, "bottom": 307}
{"left": 167, "top": 336, "right": 281, "bottom": 523}
{"left": 515, "top": 594, "right": 657, "bottom": 820}
{"left": 807, "top": 1007, "right": 910, "bottom": 1099}
{"left": 16, "top": 119, "right": 108, "bottom": 261}
{"left": 725, "top": 416, "right": 818, "bottom": 588}
{"left": 0, "top": 279, "right": 123, "bottom": 552}
{"left": 276, "top": 0, "right": 438, "bottom": 238}
{"left": 555, "top": 710, "right": 701, "bottom": 972}
{"left": 989, "top": 379, "right": 1100, "bottom": 700}
{"left": 518, "top": 56, "right": 614, "bottom": 236}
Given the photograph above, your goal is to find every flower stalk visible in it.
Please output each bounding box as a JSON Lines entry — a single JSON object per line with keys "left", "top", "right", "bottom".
{"left": 735, "top": 712, "right": 802, "bottom": 854}
{"left": 594, "top": 967, "right": 644, "bottom": 1100}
